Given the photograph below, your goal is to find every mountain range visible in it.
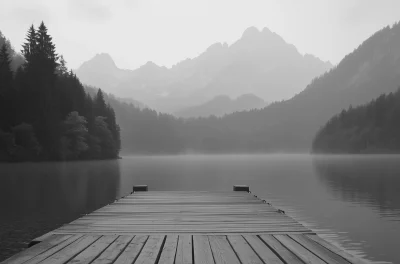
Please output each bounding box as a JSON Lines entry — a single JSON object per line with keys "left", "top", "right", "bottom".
{"left": 115, "top": 22, "right": 400, "bottom": 153}
{"left": 76, "top": 27, "right": 332, "bottom": 113}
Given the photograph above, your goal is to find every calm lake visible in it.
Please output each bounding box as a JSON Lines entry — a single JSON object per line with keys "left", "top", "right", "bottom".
{"left": 0, "top": 154, "right": 399, "bottom": 263}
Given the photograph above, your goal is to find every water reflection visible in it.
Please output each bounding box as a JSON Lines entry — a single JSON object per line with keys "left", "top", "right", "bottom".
{"left": 313, "top": 155, "right": 400, "bottom": 220}
{"left": 0, "top": 160, "right": 121, "bottom": 259}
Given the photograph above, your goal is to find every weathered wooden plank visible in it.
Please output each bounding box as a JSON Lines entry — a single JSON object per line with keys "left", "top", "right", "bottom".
{"left": 193, "top": 236, "right": 214, "bottom": 264}
{"left": 113, "top": 235, "right": 148, "bottom": 264}
{"left": 68, "top": 235, "right": 118, "bottom": 264}
{"left": 243, "top": 235, "right": 283, "bottom": 264}
{"left": 208, "top": 236, "right": 240, "bottom": 264}
{"left": 24, "top": 235, "right": 83, "bottom": 264}
{"left": 259, "top": 235, "right": 303, "bottom": 264}
{"left": 158, "top": 235, "right": 178, "bottom": 264}
{"left": 307, "top": 235, "right": 367, "bottom": 264}
{"left": 290, "top": 235, "right": 350, "bottom": 264}
{"left": 29, "top": 233, "right": 55, "bottom": 247}
{"left": 274, "top": 235, "right": 325, "bottom": 264}
{"left": 134, "top": 235, "right": 165, "bottom": 264}
{"left": 175, "top": 235, "right": 193, "bottom": 264}
{"left": 1, "top": 235, "right": 73, "bottom": 264}
{"left": 38, "top": 235, "right": 100, "bottom": 264}
{"left": 227, "top": 235, "right": 263, "bottom": 264}
{"left": 90, "top": 235, "right": 133, "bottom": 264}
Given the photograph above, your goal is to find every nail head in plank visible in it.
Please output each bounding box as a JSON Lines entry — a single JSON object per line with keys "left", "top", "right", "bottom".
{"left": 175, "top": 235, "right": 193, "bottom": 264}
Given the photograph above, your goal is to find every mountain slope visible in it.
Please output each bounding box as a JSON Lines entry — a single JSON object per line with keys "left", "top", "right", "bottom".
{"left": 76, "top": 27, "right": 331, "bottom": 113}
{"left": 208, "top": 22, "right": 400, "bottom": 151}
{"left": 190, "top": 27, "right": 332, "bottom": 102}
{"left": 75, "top": 53, "right": 132, "bottom": 92}
{"left": 175, "top": 94, "right": 266, "bottom": 118}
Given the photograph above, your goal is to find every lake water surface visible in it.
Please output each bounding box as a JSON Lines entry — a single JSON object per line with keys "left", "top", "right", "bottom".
{"left": 0, "top": 154, "right": 399, "bottom": 263}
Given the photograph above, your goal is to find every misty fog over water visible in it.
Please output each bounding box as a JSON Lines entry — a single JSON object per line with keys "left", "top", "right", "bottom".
{"left": 1, "top": 154, "right": 399, "bottom": 263}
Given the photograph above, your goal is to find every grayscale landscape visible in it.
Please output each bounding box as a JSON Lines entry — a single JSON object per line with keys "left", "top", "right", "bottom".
{"left": 1, "top": 1, "right": 400, "bottom": 263}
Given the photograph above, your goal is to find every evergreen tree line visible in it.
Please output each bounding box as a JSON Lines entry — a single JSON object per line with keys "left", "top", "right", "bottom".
{"left": 312, "top": 88, "right": 400, "bottom": 153}
{"left": 105, "top": 94, "right": 284, "bottom": 154}
{"left": 0, "top": 23, "right": 120, "bottom": 161}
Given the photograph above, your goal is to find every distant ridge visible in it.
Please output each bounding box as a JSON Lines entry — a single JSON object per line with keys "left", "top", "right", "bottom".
{"left": 175, "top": 94, "right": 267, "bottom": 118}
{"left": 76, "top": 27, "right": 331, "bottom": 113}
{"left": 75, "top": 53, "right": 133, "bottom": 93}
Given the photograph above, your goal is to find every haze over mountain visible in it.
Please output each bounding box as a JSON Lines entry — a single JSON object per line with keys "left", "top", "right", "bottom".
{"left": 175, "top": 94, "right": 267, "bottom": 118}
{"left": 203, "top": 22, "right": 400, "bottom": 152}
{"left": 110, "top": 22, "right": 400, "bottom": 154}
{"left": 76, "top": 27, "right": 332, "bottom": 113}
{"left": 0, "top": 31, "right": 24, "bottom": 71}
{"left": 75, "top": 53, "right": 132, "bottom": 92}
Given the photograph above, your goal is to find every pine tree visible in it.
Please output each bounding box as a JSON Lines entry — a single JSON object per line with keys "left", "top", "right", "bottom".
{"left": 56, "top": 55, "right": 68, "bottom": 76}
{"left": 36, "top": 21, "right": 58, "bottom": 74}
{"left": 21, "top": 25, "right": 37, "bottom": 66}
{"left": 0, "top": 44, "right": 14, "bottom": 131}
{"left": 0, "top": 44, "right": 13, "bottom": 90}
{"left": 94, "top": 89, "right": 107, "bottom": 116}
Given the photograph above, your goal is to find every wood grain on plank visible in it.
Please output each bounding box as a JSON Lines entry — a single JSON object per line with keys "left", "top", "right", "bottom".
{"left": 259, "top": 235, "right": 303, "bottom": 264}
{"left": 243, "top": 235, "right": 284, "bottom": 264}
{"left": 227, "top": 235, "right": 263, "bottom": 264}
{"left": 24, "top": 235, "right": 83, "bottom": 264}
{"left": 114, "top": 235, "right": 148, "bottom": 264}
{"left": 158, "top": 235, "right": 178, "bottom": 264}
{"left": 134, "top": 235, "right": 165, "bottom": 264}
{"left": 274, "top": 235, "right": 325, "bottom": 264}
{"left": 1, "top": 235, "right": 73, "bottom": 264}
{"left": 208, "top": 236, "right": 240, "bottom": 264}
{"left": 175, "top": 235, "right": 193, "bottom": 264}
{"left": 307, "top": 235, "right": 367, "bottom": 264}
{"left": 90, "top": 235, "right": 133, "bottom": 264}
{"left": 290, "top": 235, "right": 351, "bottom": 264}
{"left": 38, "top": 235, "right": 100, "bottom": 264}
{"left": 193, "top": 235, "right": 214, "bottom": 264}
{"left": 68, "top": 235, "right": 118, "bottom": 264}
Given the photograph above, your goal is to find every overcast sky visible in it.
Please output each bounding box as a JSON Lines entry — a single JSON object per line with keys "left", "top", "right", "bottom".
{"left": 1, "top": 0, "right": 399, "bottom": 70}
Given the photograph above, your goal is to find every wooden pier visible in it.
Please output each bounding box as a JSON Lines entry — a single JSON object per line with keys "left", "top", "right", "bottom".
{"left": 2, "top": 186, "right": 366, "bottom": 264}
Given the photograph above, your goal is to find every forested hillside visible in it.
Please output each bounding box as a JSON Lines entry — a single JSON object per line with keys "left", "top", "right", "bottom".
{"left": 175, "top": 94, "right": 266, "bottom": 118}
{"left": 313, "top": 89, "right": 400, "bottom": 153}
{"left": 0, "top": 23, "right": 120, "bottom": 161}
